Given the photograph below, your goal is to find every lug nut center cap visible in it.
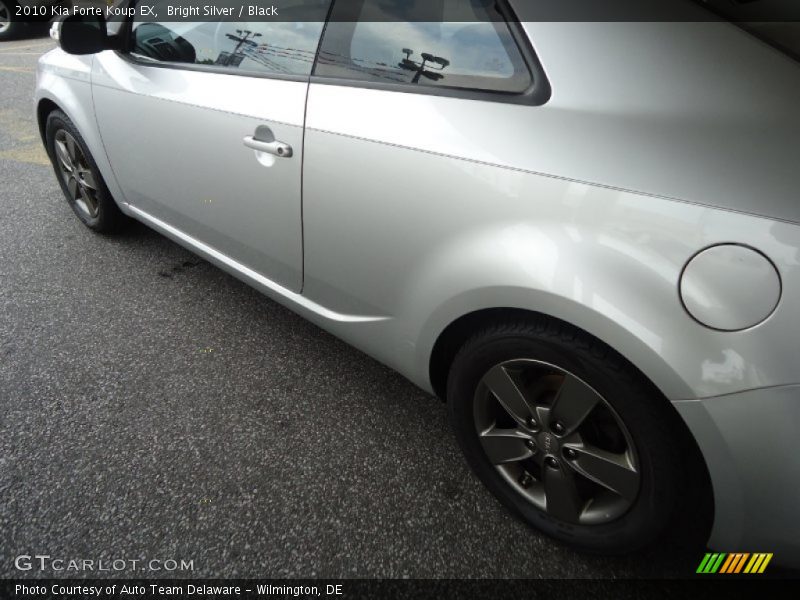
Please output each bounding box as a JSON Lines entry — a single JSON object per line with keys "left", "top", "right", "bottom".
{"left": 538, "top": 431, "right": 559, "bottom": 455}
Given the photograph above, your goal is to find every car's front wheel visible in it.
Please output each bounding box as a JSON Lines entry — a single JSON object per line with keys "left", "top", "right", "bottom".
{"left": 45, "top": 110, "right": 127, "bottom": 233}
{"left": 447, "top": 318, "right": 682, "bottom": 554}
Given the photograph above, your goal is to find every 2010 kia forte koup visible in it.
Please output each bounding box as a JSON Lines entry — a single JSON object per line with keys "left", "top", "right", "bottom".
{"left": 34, "top": 0, "right": 800, "bottom": 566}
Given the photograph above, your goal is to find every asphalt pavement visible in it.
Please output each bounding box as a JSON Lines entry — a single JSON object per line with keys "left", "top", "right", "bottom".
{"left": 0, "top": 35, "right": 713, "bottom": 580}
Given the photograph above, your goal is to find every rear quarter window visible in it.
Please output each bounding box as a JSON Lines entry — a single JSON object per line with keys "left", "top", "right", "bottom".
{"left": 314, "top": 0, "right": 533, "bottom": 94}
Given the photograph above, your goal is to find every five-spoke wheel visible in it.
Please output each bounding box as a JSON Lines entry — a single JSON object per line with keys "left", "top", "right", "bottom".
{"left": 448, "top": 319, "right": 682, "bottom": 553}
{"left": 54, "top": 129, "right": 101, "bottom": 220}
{"left": 45, "top": 109, "right": 127, "bottom": 232}
{"left": 475, "top": 360, "right": 639, "bottom": 525}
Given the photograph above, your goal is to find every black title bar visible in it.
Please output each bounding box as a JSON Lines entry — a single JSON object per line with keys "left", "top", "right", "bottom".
{"left": 46, "top": 0, "right": 800, "bottom": 23}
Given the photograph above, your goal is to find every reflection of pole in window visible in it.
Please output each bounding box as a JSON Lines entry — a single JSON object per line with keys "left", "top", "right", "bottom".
{"left": 399, "top": 48, "right": 450, "bottom": 84}
{"left": 219, "top": 29, "right": 263, "bottom": 66}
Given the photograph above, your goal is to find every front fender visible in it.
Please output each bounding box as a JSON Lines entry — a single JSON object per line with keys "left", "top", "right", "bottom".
{"left": 35, "top": 49, "right": 130, "bottom": 215}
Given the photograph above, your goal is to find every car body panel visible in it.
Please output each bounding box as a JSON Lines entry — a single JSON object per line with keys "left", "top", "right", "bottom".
{"left": 34, "top": 12, "right": 800, "bottom": 565}
{"left": 514, "top": 19, "right": 800, "bottom": 226}
{"left": 675, "top": 385, "right": 800, "bottom": 564}
{"left": 34, "top": 51, "right": 131, "bottom": 207}
{"left": 91, "top": 51, "right": 307, "bottom": 292}
{"left": 302, "top": 81, "right": 800, "bottom": 402}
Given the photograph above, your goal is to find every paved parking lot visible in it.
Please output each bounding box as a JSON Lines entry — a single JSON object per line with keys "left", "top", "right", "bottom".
{"left": 0, "top": 35, "right": 713, "bottom": 579}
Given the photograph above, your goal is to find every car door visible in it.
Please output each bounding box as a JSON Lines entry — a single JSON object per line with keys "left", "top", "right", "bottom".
{"left": 300, "top": 0, "right": 547, "bottom": 364}
{"left": 92, "top": 3, "right": 330, "bottom": 292}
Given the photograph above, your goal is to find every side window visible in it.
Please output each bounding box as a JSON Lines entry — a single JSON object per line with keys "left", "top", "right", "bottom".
{"left": 314, "top": 0, "right": 532, "bottom": 94}
{"left": 129, "top": 1, "right": 331, "bottom": 77}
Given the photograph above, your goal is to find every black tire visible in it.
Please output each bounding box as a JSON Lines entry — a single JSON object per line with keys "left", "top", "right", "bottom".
{"left": 447, "top": 317, "right": 682, "bottom": 554}
{"left": 0, "top": 0, "right": 24, "bottom": 41}
{"left": 45, "top": 109, "right": 128, "bottom": 233}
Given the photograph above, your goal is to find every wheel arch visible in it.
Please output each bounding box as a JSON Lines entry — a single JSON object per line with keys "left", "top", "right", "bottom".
{"left": 428, "top": 304, "right": 714, "bottom": 544}
{"left": 428, "top": 306, "right": 682, "bottom": 404}
{"left": 35, "top": 83, "right": 130, "bottom": 214}
{"left": 36, "top": 97, "right": 61, "bottom": 145}
{"left": 420, "top": 283, "right": 696, "bottom": 405}
{"left": 430, "top": 307, "right": 534, "bottom": 401}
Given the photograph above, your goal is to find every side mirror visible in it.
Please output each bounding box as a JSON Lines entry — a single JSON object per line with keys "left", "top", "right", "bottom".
{"left": 58, "top": 14, "right": 109, "bottom": 55}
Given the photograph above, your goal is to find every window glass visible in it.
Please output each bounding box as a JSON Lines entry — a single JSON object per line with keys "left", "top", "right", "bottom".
{"left": 130, "top": 1, "right": 331, "bottom": 77}
{"left": 314, "top": 0, "right": 531, "bottom": 93}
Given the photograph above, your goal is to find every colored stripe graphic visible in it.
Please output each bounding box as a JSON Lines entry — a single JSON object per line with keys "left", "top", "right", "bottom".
{"left": 744, "top": 553, "right": 773, "bottom": 574}
{"left": 698, "top": 552, "right": 773, "bottom": 574}
{"left": 710, "top": 553, "right": 726, "bottom": 573}
{"left": 744, "top": 554, "right": 761, "bottom": 573}
{"left": 696, "top": 553, "right": 713, "bottom": 573}
{"left": 721, "top": 553, "right": 742, "bottom": 573}
{"left": 758, "top": 554, "right": 773, "bottom": 573}
{"left": 719, "top": 554, "right": 736, "bottom": 573}
{"left": 732, "top": 553, "right": 750, "bottom": 573}
{"left": 697, "top": 553, "right": 727, "bottom": 573}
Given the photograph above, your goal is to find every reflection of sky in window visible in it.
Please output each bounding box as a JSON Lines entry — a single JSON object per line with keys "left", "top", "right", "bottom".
{"left": 146, "top": 22, "right": 325, "bottom": 75}
{"left": 351, "top": 22, "right": 515, "bottom": 79}
{"left": 134, "top": 0, "right": 527, "bottom": 87}
{"left": 348, "top": 0, "right": 515, "bottom": 79}
{"left": 225, "top": 23, "right": 325, "bottom": 75}
{"left": 133, "top": 0, "right": 331, "bottom": 75}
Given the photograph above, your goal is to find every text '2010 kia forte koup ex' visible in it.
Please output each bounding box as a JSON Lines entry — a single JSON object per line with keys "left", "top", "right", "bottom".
{"left": 35, "top": 0, "right": 800, "bottom": 566}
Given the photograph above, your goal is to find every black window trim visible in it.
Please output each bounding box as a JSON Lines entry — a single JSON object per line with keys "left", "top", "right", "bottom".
{"left": 110, "top": 0, "right": 551, "bottom": 104}
{"left": 116, "top": 50, "right": 313, "bottom": 84}
{"left": 309, "top": 0, "right": 551, "bottom": 106}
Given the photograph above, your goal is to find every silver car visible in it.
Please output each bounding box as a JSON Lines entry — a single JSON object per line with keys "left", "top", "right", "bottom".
{"left": 35, "top": 0, "right": 800, "bottom": 566}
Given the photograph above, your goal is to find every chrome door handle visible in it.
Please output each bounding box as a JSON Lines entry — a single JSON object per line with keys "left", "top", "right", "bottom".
{"left": 243, "top": 136, "right": 293, "bottom": 158}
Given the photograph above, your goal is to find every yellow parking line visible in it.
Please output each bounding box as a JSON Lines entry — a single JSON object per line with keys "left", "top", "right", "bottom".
{"left": 0, "top": 143, "right": 51, "bottom": 166}
{"left": 0, "top": 66, "right": 34, "bottom": 73}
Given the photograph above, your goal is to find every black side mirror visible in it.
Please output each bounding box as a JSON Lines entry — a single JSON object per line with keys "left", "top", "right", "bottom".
{"left": 59, "top": 14, "right": 109, "bottom": 55}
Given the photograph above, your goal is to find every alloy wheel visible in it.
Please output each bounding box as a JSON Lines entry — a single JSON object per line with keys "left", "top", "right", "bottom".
{"left": 473, "top": 359, "right": 640, "bottom": 525}
{"left": 0, "top": 1, "right": 11, "bottom": 34}
{"left": 54, "top": 130, "right": 100, "bottom": 219}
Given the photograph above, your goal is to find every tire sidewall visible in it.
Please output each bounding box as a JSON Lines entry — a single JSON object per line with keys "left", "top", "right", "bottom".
{"left": 45, "top": 110, "right": 116, "bottom": 231}
{"left": 447, "top": 329, "right": 677, "bottom": 554}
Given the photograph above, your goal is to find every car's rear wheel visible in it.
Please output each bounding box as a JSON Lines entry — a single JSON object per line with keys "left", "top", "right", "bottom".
{"left": 0, "top": 0, "right": 22, "bottom": 40}
{"left": 45, "top": 110, "right": 127, "bottom": 233}
{"left": 447, "top": 318, "right": 681, "bottom": 554}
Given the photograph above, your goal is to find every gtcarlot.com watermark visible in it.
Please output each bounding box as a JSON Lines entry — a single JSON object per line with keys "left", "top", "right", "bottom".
{"left": 14, "top": 554, "right": 194, "bottom": 573}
